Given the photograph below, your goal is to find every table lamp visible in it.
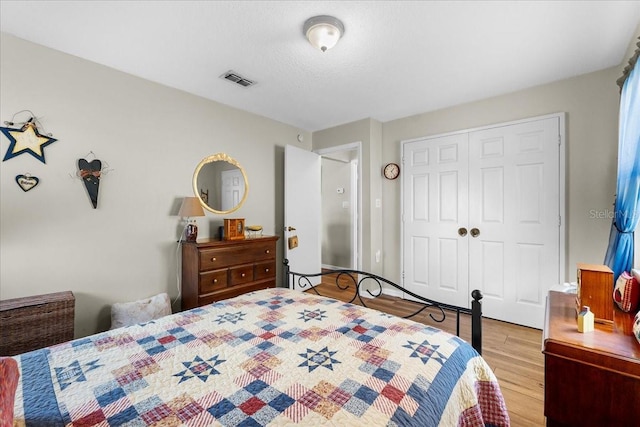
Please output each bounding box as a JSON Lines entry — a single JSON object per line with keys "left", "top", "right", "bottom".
{"left": 178, "top": 197, "right": 205, "bottom": 241}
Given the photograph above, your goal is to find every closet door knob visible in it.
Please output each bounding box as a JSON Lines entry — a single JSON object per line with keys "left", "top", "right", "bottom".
{"left": 470, "top": 228, "right": 480, "bottom": 238}
{"left": 458, "top": 227, "right": 468, "bottom": 237}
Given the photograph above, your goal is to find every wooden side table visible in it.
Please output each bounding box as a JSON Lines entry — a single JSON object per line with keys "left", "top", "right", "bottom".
{"left": 543, "top": 291, "right": 640, "bottom": 426}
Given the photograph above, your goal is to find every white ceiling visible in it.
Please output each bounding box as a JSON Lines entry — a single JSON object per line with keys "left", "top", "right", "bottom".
{"left": 1, "top": 1, "right": 639, "bottom": 132}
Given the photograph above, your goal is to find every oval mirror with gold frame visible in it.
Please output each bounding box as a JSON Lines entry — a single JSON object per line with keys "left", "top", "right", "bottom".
{"left": 193, "top": 153, "right": 249, "bottom": 214}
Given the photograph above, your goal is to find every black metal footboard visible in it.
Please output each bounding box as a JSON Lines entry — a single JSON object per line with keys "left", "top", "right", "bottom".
{"left": 283, "top": 259, "right": 483, "bottom": 355}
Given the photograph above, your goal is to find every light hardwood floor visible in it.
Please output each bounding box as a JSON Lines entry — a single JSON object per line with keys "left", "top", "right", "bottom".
{"left": 309, "top": 275, "right": 546, "bottom": 426}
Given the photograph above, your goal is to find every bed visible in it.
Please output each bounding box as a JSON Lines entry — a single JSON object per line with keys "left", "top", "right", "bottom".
{"left": 10, "top": 266, "right": 509, "bottom": 426}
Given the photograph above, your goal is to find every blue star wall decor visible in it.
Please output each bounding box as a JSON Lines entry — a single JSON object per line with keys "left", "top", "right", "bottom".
{"left": 1, "top": 119, "right": 57, "bottom": 163}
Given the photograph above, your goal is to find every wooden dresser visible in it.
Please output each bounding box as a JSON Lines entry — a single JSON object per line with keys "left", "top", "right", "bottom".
{"left": 543, "top": 291, "right": 640, "bottom": 426}
{"left": 181, "top": 235, "right": 278, "bottom": 310}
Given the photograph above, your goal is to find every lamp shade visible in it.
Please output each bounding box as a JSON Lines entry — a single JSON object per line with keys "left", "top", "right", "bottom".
{"left": 178, "top": 197, "right": 205, "bottom": 217}
{"left": 303, "top": 15, "right": 344, "bottom": 52}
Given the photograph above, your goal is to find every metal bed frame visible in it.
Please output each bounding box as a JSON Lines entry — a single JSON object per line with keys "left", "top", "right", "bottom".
{"left": 283, "top": 259, "right": 484, "bottom": 355}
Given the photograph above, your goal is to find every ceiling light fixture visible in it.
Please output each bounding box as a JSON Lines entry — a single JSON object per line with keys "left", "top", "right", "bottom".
{"left": 303, "top": 15, "right": 344, "bottom": 52}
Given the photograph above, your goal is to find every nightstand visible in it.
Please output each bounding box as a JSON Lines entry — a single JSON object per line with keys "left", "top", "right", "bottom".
{"left": 543, "top": 291, "right": 640, "bottom": 426}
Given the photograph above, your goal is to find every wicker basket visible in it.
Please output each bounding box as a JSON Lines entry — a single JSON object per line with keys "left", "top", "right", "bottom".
{"left": 0, "top": 291, "right": 75, "bottom": 356}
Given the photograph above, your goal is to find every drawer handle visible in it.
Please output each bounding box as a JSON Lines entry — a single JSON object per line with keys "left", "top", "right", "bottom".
{"left": 265, "top": 249, "right": 270, "bottom": 254}
{"left": 211, "top": 257, "right": 217, "bottom": 262}
{"left": 265, "top": 268, "right": 269, "bottom": 273}
{"left": 213, "top": 279, "right": 217, "bottom": 284}
{"left": 241, "top": 273, "right": 246, "bottom": 278}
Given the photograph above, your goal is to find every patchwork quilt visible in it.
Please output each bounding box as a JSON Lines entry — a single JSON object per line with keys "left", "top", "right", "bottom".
{"left": 12, "top": 288, "right": 509, "bottom": 426}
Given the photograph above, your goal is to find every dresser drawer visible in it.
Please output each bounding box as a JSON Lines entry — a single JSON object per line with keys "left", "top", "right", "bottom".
{"left": 200, "top": 241, "right": 275, "bottom": 271}
{"left": 199, "top": 269, "right": 229, "bottom": 294}
{"left": 182, "top": 236, "right": 279, "bottom": 310}
{"left": 255, "top": 260, "right": 276, "bottom": 280}
{"left": 230, "top": 264, "right": 254, "bottom": 285}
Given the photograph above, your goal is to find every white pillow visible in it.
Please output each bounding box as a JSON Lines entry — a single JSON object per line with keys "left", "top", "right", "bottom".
{"left": 110, "top": 293, "right": 171, "bottom": 330}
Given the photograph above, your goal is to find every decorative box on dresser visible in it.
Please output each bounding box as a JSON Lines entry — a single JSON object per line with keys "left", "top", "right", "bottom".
{"left": 181, "top": 235, "right": 278, "bottom": 310}
{"left": 575, "top": 263, "right": 614, "bottom": 323}
{"left": 543, "top": 291, "right": 640, "bottom": 427}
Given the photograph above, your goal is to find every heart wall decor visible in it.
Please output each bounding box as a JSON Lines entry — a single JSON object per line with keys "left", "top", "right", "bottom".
{"left": 77, "top": 158, "right": 102, "bottom": 209}
{"left": 15, "top": 174, "right": 40, "bottom": 192}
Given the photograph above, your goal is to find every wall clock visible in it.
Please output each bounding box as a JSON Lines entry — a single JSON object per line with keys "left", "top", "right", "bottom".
{"left": 383, "top": 163, "right": 400, "bottom": 180}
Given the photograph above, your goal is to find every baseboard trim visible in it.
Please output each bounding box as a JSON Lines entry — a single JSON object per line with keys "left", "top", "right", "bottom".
{"left": 319, "top": 266, "right": 406, "bottom": 300}
{"left": 382, "top": 287, "right": 403, "bottom": 298}
{"left": 321, "top": 264, "right": 348, "bottom": 271}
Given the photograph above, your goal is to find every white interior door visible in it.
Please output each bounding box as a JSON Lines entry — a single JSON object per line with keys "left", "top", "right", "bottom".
{"left": 402, "top": 115, "right": 561, "bottom": 329}
{"left": 468, "top": 117, "right": 560, "bottom": 328}
{"left": 285, "top": 144, "right": 321, "bottom": 290}
{"left": 402, "top": 133, "right": 470, "bottom": 308}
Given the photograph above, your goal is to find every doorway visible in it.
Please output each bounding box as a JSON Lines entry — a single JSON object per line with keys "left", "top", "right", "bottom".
{"left": 316, "top": 143, "right": 362, "bottom": 270}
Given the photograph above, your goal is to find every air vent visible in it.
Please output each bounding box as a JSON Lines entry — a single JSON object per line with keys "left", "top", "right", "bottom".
{"left": 220, "top": 70, "right": 255, "bottom": 87}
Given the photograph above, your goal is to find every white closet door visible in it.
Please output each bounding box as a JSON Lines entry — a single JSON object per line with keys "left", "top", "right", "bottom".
{"left": 402, "top": 133, "right": 470, "bottom": 308}
{"left": 468, "top": 117, "right": 560, "bottom": 328}
{"left": 402, "top": 116, "right": 561, "bottom": 329}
